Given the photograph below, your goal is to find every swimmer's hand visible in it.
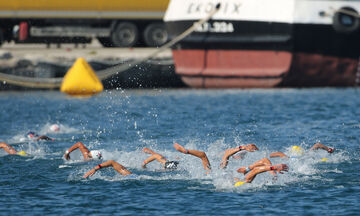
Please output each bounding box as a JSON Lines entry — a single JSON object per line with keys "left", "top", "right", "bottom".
{"left": 272, "top": 164, "right": 289, "bottom": 174}
{"left": 242, "top": 144, "right": 259, "bottom": 152}
{"left": 236, "top": 167, "right": 248, "bottom": 174}
{"left": 64, "top": 152, "right": 70, "bottom": 160}
{"left": 83, "top": 169, "right": 96, "bottom": 178}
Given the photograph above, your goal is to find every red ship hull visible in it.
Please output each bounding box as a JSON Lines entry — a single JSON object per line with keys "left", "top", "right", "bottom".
{"left": 172, "top": 49, "right": 358, "bottom": 88}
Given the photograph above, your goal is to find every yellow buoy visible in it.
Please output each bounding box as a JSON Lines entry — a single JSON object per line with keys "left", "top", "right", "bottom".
{"left": 60, "top": 58, "right": 103, "bottom": 96}
{"left": 234, "top": 181, "right": 246, "bottom": 187}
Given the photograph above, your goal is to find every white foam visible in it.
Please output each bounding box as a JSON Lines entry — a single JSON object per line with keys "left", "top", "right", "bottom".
{"left": 59, "top": 165, "right": 71, "bottom": 168}
{"left": 65, "top": 140, "right": 351, "bottom": 191}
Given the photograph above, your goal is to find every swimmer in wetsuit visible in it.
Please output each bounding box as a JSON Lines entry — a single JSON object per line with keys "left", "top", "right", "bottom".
{"left": 64, "top": 142, "right": 102, "bottom": 161}
{"left": 142, "top": 147, "right": 179, "bottom": 170}
{"left": 220, "top": 143, "right": 259, "bottom": 169}
{"left": 270, "top": 143, "right": 335, "bottom": 159}
{"left": 235, "top": 157, "right": 289, "bottom": 185}
{"left": 0, "top": 142, "right": 27, "bottom": 156}
{"left": 83, "top": 160, "right": 132, "bottom": 178}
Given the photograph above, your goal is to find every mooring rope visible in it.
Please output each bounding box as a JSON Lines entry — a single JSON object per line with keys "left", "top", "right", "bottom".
{"left": 0, "top": 3, "right": 221, "bottom": 89}
{"left": 0, "top": 73, "right": 62, "bottom": 88}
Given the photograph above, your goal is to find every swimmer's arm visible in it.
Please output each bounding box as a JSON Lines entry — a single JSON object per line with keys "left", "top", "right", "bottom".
{"left": 244, "top": 166, "right": 270, "bottom": 183}
{"left": 269, "top": 152, "right": 289, "bottom": 158}
{"left": 0, "top": 142, "right": 17, "bottom": 154}
{"left": 232, "top": 151, "right": 247, "bottom": 160}
{"left": 310, "top": 143, "right": 334, "bottom": 153}
{"left": 245, "top": 164, "right": 288, "bottom": 183}
{"left": 220, "top": 146, "right": 243, "bottom": 168}
{"left": 242, "top": 144, "right": 259, "bottom": 152}
{"left": 231, "top": 144, "right": 259, "bottom": 160}
{"left": 83, "top": 160, "right": 131, "bottom": 178}
{"left": 142, "top": 155, "right": 158, "bottom": 168}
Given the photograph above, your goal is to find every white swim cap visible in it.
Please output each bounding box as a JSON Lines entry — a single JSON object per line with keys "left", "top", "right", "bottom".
{"left": 90, "top": 150, "right": 102, "bottom": 160}
{"left": 50, "top": 124, "right": 60, "bottom": 132}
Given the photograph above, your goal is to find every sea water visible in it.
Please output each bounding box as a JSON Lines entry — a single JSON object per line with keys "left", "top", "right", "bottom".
{"left": 0, "top": 88, "right": 359, "bottom": 215}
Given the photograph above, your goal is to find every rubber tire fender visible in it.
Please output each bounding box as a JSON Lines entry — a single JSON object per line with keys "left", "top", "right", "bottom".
{"left": 332, "top": 7, "right": 360, "bottom": 34}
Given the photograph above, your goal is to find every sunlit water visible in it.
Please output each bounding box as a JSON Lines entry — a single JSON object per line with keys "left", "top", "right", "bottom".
{"left": 0, "top": 89, "right": 359, "bottom": 215}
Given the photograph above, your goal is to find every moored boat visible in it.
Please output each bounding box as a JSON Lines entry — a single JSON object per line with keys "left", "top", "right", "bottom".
{"left": 164, "top": 0, "right": 360, "bottom": 88}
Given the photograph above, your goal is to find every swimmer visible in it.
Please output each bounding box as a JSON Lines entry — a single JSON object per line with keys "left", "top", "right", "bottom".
{"left": 64, "top": 142, "right": 102, "bottom": 161}
{"left": 220, "top": 143, "right": 259, "bottom": 169}
{"left": 270, "top": 143, "right": 335, "bottom": 159}
{"left": 235, "top": 158, "right": 288, "bottom": 185}
{"left": 174, "top": 143, "right": 211, "bottom": 171}
{"left": 0, "top": 142, "right": 27, "bottom": 156}
{"left": 83, "top": 160, "right": 132, "bottom": 178}
{"left": 142, "top": 147, "right": 179, "bottom": 170}
{"left": 26, "top": 131, "right": 54, "bottom": 141}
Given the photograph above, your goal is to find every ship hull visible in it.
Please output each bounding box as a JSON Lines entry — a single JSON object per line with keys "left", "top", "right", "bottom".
{"left": 172, "top": 49, "right": 358, "bottom": 88}
{"left": 172, "top": 49, "right": 290, "bottom": 88}
{"left": 165, "top": 0, "right": 360, "bottom": 88}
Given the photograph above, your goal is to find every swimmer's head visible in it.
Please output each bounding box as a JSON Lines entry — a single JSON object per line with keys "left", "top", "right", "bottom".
{"left": 90, "top": 150, "right": 102, "bottom": 160}
{"left": 290, "top": 145, "right": 304, "bottom": 156}
{"left": 50, "top": 124, "right": 60, "bottom": 132}
{"left": 27, "top": 131, "right": 38, "bottom": 139}
{"left": 327, "top": 147, "right": 335, "bottom": 153}
{"left": 164, "top": 161, "right": 179, "bottom": 170}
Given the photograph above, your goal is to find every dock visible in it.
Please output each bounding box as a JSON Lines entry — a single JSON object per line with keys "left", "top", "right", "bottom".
{"left": 0, "top": 41, "right": 185, "bottom": 90}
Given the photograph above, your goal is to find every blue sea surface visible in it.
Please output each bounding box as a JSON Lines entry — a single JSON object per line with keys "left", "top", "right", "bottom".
{"left": 0, "top": 88, "right": 359, "bottom": 215}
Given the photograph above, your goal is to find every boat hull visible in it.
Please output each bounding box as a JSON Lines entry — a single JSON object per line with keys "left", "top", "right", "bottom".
{"left": 173, "top": 49, "right": 358, "bottom": 88}
{"left": 172, "top": 49, "right": 291, "bottom": 88}
{"left": 165, "top": 0, "right": 360, "bottom": 88}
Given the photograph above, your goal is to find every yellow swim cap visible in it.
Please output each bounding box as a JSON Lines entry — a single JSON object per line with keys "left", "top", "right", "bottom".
{"left": 320, "top": 158, "right": 328, "bottom": 162}
{"left": 234, "top": 181, "right": 246, "bottom": 187}
{"left": 17, "top": 150, "right": 27, "bottom": 156}
{"left": 291, "top": 146, "right": 304, "bottom": 156}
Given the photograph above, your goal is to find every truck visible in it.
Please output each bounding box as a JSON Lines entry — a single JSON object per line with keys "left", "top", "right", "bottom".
{"left": 0, "top": 0, "right": 170, "bottom": 47}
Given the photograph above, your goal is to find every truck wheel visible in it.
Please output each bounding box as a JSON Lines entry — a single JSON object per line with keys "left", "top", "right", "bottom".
{"left": 111, "top": 22, "right": 139, "bottom": 47}
{"left": 98, "top": 37, "right": 114, "bottom": 47}
{"left": 143, "top": 23, "right": 168, "bottom": 47}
